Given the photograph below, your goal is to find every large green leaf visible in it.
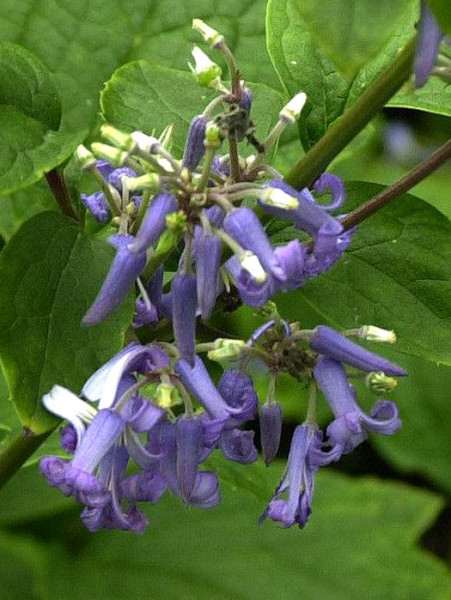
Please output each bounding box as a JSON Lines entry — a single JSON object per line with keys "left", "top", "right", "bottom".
{"left": 427, "top": 0, "right": 451, "bottom": 34}
{"left": 101, "top": 62, "right": 283, "bottom": 156}
{"left": 0, "top": 212, "right": 133, "bottom": 434}
{"left": 0, "top": 532, "right": 48, "bottom": 600}
{"left": 266, "top": 0, "right": 417, "bottom": 147}
{"left": 295, "top": 0, "right": 415, "bottom": 78}
{"left": 129, "top": 0, "right": 280, "bottom": 89}
{"left": 0, "top": 42, "right": 86, "bottom": 195}
{"left": 273, "top": 182, "right": 451, "bottom": 366}
{"left": 45, "top": 466, "right": 449, "bottom": 600}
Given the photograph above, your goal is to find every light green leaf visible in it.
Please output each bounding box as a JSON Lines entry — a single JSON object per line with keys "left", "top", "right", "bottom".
{"left": 266, "top": 0, "right": 417, "bottom": 147}
{"left": 101, "top": 61, "right": 283, "bottom": 156}
{"left": 427, "top": 0, "right": 451, "bottom": 34}
{"left": 273, "top": 182, "right": 451, "bottom": 366}
{"left": 389, "top": 77, "right": 451, "bottom": 116}
{"left": 129, "top": 0, "right": 280, "bottom": 89}
{"left": 46, "top": 467, "right": 449, "bottom": 600}
{"left": 295, "top": 0, "right": 415, "bottom": 78}
{"left": 0, "top": 212, "right": 133, "bottom": 433}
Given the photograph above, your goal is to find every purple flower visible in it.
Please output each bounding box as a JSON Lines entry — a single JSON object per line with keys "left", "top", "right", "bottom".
{"left": 260, "top": 401, "right": 283, "bottom": 466}
{"left": 314, "top": 357, "right": 402, "bottom": 454}
{"left": 414, "top": 2, "right": 443, "bottom": 88}
{"left": 60, "top": 424, "right": 77, "bottom": 454}
{"left": 132, "top": 298, "right": 158, "bottom": 328}
{"left": 194, "top": 226, "right": 222, "bottom": 319}
{"left": 223, "top": 207, "right": 286, "bottom": 282}
{"left": 81, "top": 192, "right": 109, "bottom": 222}
{"left": 274, "top": 240, "right": 306, "bottom": 290}
{"left": 96, "top": 159, "right": 114, "bottom": 180}
{"left": 225, "top": 255, "right": 276, "bottom": 307}
{"left": 259, "top": 425, "right": 318, "bottom": 528}
{"left": 175, "top": 356, "right": 243, "bottom": 422}
{"left": 219, "top": 428, "right": 258, "bottom": 464}
{"left": 183, "top": 115, "right": 207, "bottom": 169}
{"left": 309, "top": 326, "right": 407, "bottom": 376}
{"left": 176, "top": 415, "right": 203, "bottom": 501}
{"left": 171, "top": 273, "right": 198, "bottom": 363}
{"left": 313, "top": 173, "right": 346, "bottom": 212}
{"left": 82, "top": 234, "right": 146, "bottom": 326}
{"left": 218, "top": 370, "right": 258, "bottom": 424}
{"left": 129, "top": 192, "right": 178, "bottom": 253}
{"left": 108, "top": 167, "right": 136, "bottom": 191}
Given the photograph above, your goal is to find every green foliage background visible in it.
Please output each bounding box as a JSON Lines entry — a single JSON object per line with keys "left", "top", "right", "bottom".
{"left": 0, "top": 0, "right": 449, "bottom": 598}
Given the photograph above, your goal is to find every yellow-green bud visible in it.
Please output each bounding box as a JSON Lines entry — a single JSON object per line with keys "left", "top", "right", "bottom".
{"left": 166, "top": 210, "right": 187, "bottom": 231}
{"left": 207, "top": 338, "right": 246, "bottom": 362}
{"left": 365, "top": 372, "right": 398, "bottom": 395}
{"left": 359, "top": 326, "right": 397, "bottom": 344}
{"left": 204, "top": 121, "right": 221, "bottom": 149}
{"left": 189, "top": 46, "right": 223, "bottom": 89}
{"left": 100, "top": 124, "right": 136, "bottom": 152}
{"left": 155, "top": 382, "right": 182, "bottom": 409}
{"left": 91, "top": 143, "right": 128, "bottom": 167}
{"left": 125, "top": 173, "right": 160, "bottom": 192}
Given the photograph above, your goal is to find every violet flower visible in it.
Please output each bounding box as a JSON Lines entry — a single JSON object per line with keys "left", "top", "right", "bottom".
{"left": 183, "top": 115, "right": 207, "bottom": 169}
{"left": 176, "top": 415, "right": 203, "bottom": 501}
{"left": 414, "top": 2, "right": 443, "bottom": 88}
{"left": 223, "top": 207, "right": 286, "bottom": 282}
{"left": 219, "top": 429, "right": 258, "bottom": 464}
{"left": 129, "top": 192, "right": 178, "bottom": 253}
{"left": 171, "top": 273, "right": 198, "bottom": 363}
{"left": 260, "top": 401, "right": 283, "bottom": 466}
{"left": 80, "top": 192, "right": 109, "bottom": 222}
{"left": 309, "top": 326, "right": 407, "bottom": 376}
{"left": 313, "top": 173, "right": 346, "bottom": 212}
{"left": 314, "top": 357, "right": 402, "bottom": 454}
{"left": 82, "top": 234, "right": 146, "bottom": 326}
{"left": 194, "top": 225, "right": 222, "bottom": 319}
{"left": 218, "top": 370, "right": 258, "bottom": 424}
{"left": 225, "top": 255, "right": 276, "bottom": 307}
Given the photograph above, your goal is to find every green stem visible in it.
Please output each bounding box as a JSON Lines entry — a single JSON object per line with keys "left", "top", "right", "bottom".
{"left": 0, "top": 428, "right": 52, "bottom": 490}
{"left": 284, "top": 37, "right": 416, "bottom": 189}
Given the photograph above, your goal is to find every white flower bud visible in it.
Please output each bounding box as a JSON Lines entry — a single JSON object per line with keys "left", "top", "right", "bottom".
{"left": 75, "top": 145, "right": 96, "bottom": 169}
{"left": 125, "top": 173, "right": 160, "bottom": 192}
{"left": 260, "top": 187, "right": 299, "bottom": 210}
{"left": 131, "top": 131, "right": 160, "bottom": 153}
{"left": 189, "top": 46, "right": 222, "bottom": 89}
{"left": 359, "top": 326, "right": 397, "bottom": 344}
{"left": 100, "top": 124, "right": 135, "bottom": 151}
{"left": 239, "top": 252, "right": 267, "bottom": 283}
{"left": 207, "top": 339, "right": 246, "bottom": 362}
{"left": 91, "top": 143, "right": 128, "bottom": 167}
{"left": 280, "top": 92, "right": 307, "bottom": 124}
{"left": 192, "top": 19, "right": 224, "bottom": 46}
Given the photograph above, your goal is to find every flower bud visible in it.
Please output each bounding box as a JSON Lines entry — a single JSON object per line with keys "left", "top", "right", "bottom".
{"left": 192, "top": 19, "right": 224, "bottom": 46}
{"left": 207, "top": 339, "right": 246, "bottom": 362}
{"left": 260, "top": 187, "right": 299, "bottom": 210}
{"left": 154, "top": 382, "right": 182, "bottom": 409}
{"left": 125, "top": 173, "right": 160, "bottom": 192}
{"left": 358, "top": 326, "right": 397, "bottom": 344}
{"left": 90, "top": 143, "right": 128, "bottom": 167}
{"left": 182, "top": 115, "right": 207, "bottom": 170}
{"left": 76, "top": 145, "right": 96, "bottom": 170}
{"left": 365, "top": 372, "right": 398, "bottom": 395}
{"left": 189, "top": 46, "right": 222, "bottom": 89}
{"left": 204, "top": 121, "right": 221, "bottom": 149}
{"left": 239, "top": 252, "right": 267, "bottom": 283}
{"left": 100, "top": 124, "right": 136, "bottom": 152}
{"left": 279, "top": 92, "right": 307, "bottom": 124}
{"left": 260, "top": 401, "right": 283, "bottom": 466}
{"left": 131, "top": 131, "right": 160, "bottom": 153}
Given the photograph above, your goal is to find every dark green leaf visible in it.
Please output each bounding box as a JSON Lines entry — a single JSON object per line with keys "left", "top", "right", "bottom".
{"left": 0, "top": 41, "right": 61, "bottom": 131}
{"left": 0, "top": 532, "right": 47, "bottom": 600}
{"left": 274, "top": 182, "right": 451, "bottom": 365}
{"left": 0, "top": 212, "right": 133, "bottom": 433}
{"left": 427, "top": 0, "right": 451, "bottom": 34}
{"left": 0, "top": 181, "right": 57, "bottom": 242}
{"left": 101, "top": 62, "right": 283, "bottom": 156}
{"left": 46, "top": 466, "right": 449, "bottom": 600}
{"left": 266, "top": 0, "right": 417, "bottom": 147}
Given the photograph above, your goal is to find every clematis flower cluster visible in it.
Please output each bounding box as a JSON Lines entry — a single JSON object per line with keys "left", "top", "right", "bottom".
{"left": 39, "top": 20, "right": 407, "bottom": 534}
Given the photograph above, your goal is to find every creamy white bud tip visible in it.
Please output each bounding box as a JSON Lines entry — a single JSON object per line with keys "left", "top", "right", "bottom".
{"left": 261, "top": 188, "right": 299, "bottom": 210}
{"left": 131, "top": 131, "right": 160, "bottom": 153}
{"left": 280, "top": 92, "right": 307, "bottom": 123}
{"left": 360, "top": 325, "right": 397, "bottom": 343}
{"left": 240, "top": 252, "right": 267, "bottom": 283}
{"left": 192, "top": 19, "right": 223, "bottom": 45}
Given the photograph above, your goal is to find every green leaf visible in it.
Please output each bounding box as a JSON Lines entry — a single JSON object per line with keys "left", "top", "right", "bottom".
{"left": 46, "top": 467, "right": 449, "bottom": 600}
{"left": 266, "top": 0, "right": 417, "bottom": 147}
{"left": 129, "top": 0, "right": 280, "bottom": 89}
{"left": 0, "top": 41, "right": 61, "bottom": 131}
{"left": 273, "top": 182, "right": 451, "bottom": 366}
{"left": 389, "top": 77, "right": 451, "bottom": 117}
{"left": 427, "top": 0, "right": 451, "bottom": 34}
{"left": 294, "top": 0, "right": 415, "bottom": 78}
{"left": 0, "top": 212, "right": 133, "bottom": 433}
{"left": 359, "top": 348, "right": 451, "bottom": 495}
{"left": 0, "top": 42, "right": 86, "bottom": 195}
{"left": 0, "top": 532, "right": 48, "bottom": 600}
{"left": 101, "top": 61, "right": 283, "bottom": 156}
{"left": 0, "top": 181, "right": 57, "bottom": 242}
